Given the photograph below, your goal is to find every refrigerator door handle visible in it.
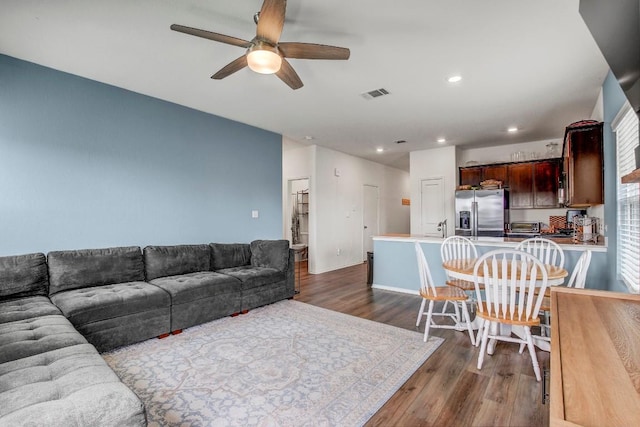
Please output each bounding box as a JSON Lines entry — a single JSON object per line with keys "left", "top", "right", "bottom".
{"left": 471, "top": 201, "right": 478, "bottom": 237}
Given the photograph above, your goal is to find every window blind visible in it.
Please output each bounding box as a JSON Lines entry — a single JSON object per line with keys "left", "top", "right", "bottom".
{"left": 614, "top": 104, "right": 640, "bottom": 293}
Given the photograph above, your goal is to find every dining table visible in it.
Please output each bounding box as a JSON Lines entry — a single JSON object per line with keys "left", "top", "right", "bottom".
{"left": 442, "top": 258, "right": 569, "bottom": 352}
{"left": 442, "top": 258, "right": 569, "bottom": 287}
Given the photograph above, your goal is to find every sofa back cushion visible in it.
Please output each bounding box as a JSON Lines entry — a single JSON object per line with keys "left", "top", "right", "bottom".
{"left": 250, "top": 240, "right": 290, "bottom": 272}
{"left": 47, "top": 246, "right": 144, "bottom": 295}
{"left": 143, "top": 245, "right": 211, "bottom": 280}
{"left": 0, "top": 253, "right": 49, "bottom": 301}
{"left": 210, "top": 243, "right": 251, "bottom": 271}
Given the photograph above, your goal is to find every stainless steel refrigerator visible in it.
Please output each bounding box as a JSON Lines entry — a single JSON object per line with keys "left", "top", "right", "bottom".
{"left": 455, "top": 189, "right": 509, "bottom": 237}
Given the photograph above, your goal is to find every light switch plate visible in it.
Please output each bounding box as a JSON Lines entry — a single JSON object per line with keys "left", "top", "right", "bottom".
{"left": 251, "top": 210, "right": 259, "bottom": 218}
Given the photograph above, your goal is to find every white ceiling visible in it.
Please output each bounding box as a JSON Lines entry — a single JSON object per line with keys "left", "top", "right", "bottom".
{"left": 0, "top": 0, "right": 609, "bottom": 171}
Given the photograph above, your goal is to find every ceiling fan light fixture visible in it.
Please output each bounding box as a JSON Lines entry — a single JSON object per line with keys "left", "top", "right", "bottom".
{"left": 247, "top": 42, "right": 282, "bottom": 74}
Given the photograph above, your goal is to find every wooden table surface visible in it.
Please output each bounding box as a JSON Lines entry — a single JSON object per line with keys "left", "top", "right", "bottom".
{"left": 442, "top": 258, "right": 568, "bottom": 284}
{"left": 550, "top": 287, "right": 640, "bottom": 426}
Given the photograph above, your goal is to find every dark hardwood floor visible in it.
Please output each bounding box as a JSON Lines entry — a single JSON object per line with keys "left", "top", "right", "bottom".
{"left": 294, "top": 261, "right": 549, "bottom": 427}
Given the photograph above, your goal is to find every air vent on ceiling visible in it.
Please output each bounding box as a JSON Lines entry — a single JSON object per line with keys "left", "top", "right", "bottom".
{"left": 361, "top": 88, "right": 390, "bottom": 100}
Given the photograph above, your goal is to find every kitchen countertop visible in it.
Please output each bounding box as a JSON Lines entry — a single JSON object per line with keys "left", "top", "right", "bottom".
{"left": 374, "top": 234, "right": 607, "bottom": 252}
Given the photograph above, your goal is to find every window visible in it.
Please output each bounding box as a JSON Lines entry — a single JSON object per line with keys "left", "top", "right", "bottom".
{"left": 614, "top": 104, "right": 640, "bottom": 293}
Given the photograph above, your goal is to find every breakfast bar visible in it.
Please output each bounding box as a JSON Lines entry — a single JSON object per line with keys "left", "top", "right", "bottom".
{"left": 372, "top": 235, "right": 607, "bottom": 295}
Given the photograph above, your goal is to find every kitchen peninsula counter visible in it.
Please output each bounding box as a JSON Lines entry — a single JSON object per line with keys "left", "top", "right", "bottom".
{"left": 372, "top": 234, "right": 607, "bottom": 294}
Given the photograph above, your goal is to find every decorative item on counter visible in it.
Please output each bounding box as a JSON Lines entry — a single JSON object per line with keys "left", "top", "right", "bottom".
{"left": 572, "top": 216, "right": 600, "bottom": 243}
{"left": 546, "top": 142, "right": 560, "bottom": 158}
{"left": 456, "top": 185, "right": 473, "bottom": 190}
{"left": 549, "top": 216, "right": 566, "bottom": 230}
{"left": 480, "top": 179, "right": 502, "bottom": 189}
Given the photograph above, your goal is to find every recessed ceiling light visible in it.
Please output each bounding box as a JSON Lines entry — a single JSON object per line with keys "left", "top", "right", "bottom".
{"left": 447, "top": 75, "right": 462, "bottom": 83}
{"left": 507, "top": 126, "right": 519, "bottom": 133}
{"left": 437, "top": 138, "right": 446, "bottom": 144}
{"left": 376, "top": 148, "right": 384, "bottom": 153}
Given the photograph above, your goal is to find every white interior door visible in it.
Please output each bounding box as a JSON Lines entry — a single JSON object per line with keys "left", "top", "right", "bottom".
{"left": 363, "top": 185, "right": 379, "bottom": 261}
{"left": 421, "top": 178, "right": 445, "bottom": 237}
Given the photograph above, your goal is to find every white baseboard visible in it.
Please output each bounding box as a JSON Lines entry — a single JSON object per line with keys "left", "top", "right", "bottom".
{"left": 371, "top": 284, "right": 419, "bottom": 296}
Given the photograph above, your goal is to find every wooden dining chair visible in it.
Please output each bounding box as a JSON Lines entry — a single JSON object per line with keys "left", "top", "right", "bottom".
{"left": 441, "top": 235, "right": 479, "bottom": 291}
{"left": 415, "top": 242, "right": 475, "bottom": 345}
{"left": 439, "top": 236, "right": 480, "bottom": 322}
{"left": 533, "top": 249, "right": 592, "bottom": 341}
{"left": 473, "top": 249, "right": 548, "bottom": 381}
{"left": 515, "top": 237, "right": 565, "bottom": 269}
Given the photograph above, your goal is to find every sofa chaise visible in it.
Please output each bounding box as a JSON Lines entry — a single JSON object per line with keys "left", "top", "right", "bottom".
{"left": 0, "top": 253, "right": 146, "bottom": 426}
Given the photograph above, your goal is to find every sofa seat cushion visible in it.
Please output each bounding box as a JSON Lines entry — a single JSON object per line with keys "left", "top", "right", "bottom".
{"left": 0, "top": 296, "right": 61, "bottom": 324}
{"left": 216, "top": 266, "right": 286, "bottom": 290}
{"left": 0, "top": 343, "right": 146, "bottom": 426}
{"left": 50, "top": 282, "right": 170, "bottom": 326}
{"left": 0, "top": 315, "right": 88, "bottom": 364}
{"left": 149, "top": 272, "right": 240, "bottom": 304}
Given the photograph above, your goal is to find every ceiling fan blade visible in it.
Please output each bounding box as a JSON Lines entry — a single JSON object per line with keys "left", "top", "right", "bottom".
{"left": 211, "top": 55, "right": 248, "bottom": 80}
{"left": 276, "top": 58, "right": 303, "bottom": 90}
{"left": 171, "top": 24, "right": 252, "bottom": 48}
{"left": 278, "top": 42, "right": 350, "bottom": 60}
{"left": 256, "top": 0, "right": 286, "bottom": 45}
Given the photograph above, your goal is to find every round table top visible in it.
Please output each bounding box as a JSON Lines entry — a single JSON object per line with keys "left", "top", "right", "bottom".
{"left": 442, "top": 258, "right": 568, "bottom": 281}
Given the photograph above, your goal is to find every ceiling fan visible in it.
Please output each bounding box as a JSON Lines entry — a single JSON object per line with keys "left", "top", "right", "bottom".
{"left": 171, "top": 0, "right": 350, "bottom": 90}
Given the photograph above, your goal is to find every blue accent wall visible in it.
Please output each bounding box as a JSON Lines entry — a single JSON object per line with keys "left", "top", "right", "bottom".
{"left": 602, "top": 71, "right": 630, "bottom": 292}
{"left": 0, "top": 55, "right": 283, "bottom": 255}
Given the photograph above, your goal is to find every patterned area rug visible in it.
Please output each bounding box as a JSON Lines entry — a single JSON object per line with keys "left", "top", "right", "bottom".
{"left": 103, "top": 300, "right": 443, "bottom": 426}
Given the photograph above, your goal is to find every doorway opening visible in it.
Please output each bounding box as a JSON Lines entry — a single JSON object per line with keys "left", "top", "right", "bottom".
{"left": 288, "top": 178, "right": 309, "bottom": 283}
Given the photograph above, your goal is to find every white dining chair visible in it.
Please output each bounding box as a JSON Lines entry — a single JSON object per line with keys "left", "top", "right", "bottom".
{"left": 515, "top": 237, "right": 565, "bottom": 269}
{"left": 533, "top": 249, "right": 592, "bottom": 341}
{"left": 439, "top": 236, "right": 480, "bottom": 322}
{"left": 415, "top": 242, "right": 475, "bottom": 345}
{"left": 473, "top": 249, "right": 548, "bottom": 382}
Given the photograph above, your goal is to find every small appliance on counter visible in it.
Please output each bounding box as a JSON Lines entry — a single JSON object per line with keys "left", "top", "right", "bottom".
{"left": 506, "top": 222, "right": 541, "bottom": 238}
{"left": 566, "top": 209, "right": 587, "bottom": 227}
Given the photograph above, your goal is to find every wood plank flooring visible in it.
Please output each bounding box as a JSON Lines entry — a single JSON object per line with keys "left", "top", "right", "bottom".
{"left": 294, "top": 261, "right": 549, "bottom": 427}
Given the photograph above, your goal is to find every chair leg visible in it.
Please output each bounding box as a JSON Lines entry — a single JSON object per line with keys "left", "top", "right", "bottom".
{"left": 423, "top": 300, "right": 435, "bottom": 342}
{"left": 452, "top": 301, "right": 462, "bottom": 323}
{"left": 416, "top": 299, "right": 426, "bottom": 327}
{"left": 461, "top": 301, "right": 475, "bottom": 346}
{"left": 440, "top": 300, "right": 449, "bottom": 316}
{"left": 475, "top": 318, "right": 485, "bottom": 347}
{"left": 477, "top": 321, "right": 491, "bottom": 370}
{"left": 524, "top": 326, "right": 542, "bottom": 382}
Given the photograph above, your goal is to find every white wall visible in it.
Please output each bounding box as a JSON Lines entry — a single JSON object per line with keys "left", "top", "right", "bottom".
{"left": 410, "top": 146, "right": 458, "bottom": 236}
{"left": 283, "top": 138, "right": 410, "bottom": 274}
{"left": 457, "top": 137, "right": 562, "bottom": 166}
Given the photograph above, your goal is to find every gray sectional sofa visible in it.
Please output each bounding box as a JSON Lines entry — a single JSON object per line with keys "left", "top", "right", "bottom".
{"left": 0, "top": 240, "right": 294, "bottom": 426}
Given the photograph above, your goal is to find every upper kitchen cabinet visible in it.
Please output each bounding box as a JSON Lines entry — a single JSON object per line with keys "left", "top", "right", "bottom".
{"left": 562, "top": 121, "right": 604, "bottom": 207}
{"left": 482, "top": 164, "right": 509, "bottom": 187}
{"left": 459, "top": 164, "right": 509, "bottom": 187}
{"left": 508, "top": 159, "right": 562, "bottom": 209}
{"left": 459, "top": 166, "right": 483, "bottom": 186}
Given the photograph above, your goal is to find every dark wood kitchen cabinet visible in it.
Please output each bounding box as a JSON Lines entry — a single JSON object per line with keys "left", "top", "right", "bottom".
{"left": 508, "top": 159, "right": 561, "bottom": 209}
{"left": 508, "top": 163, "right": 534, "bottom": 208}
{"left": 459, "top": 166, "right": 483, "bottom": 186}
{"left": 534, "top": 160, "right": 561, "bottom": 208}
{"left": 562, "top": 121, "right": 604, "bottom": 207}
{"left": 482, "top": 164, "right": 509, "bottom": 187}
{"left": 459, "top": 164, "right": 509, "bottom": 187}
